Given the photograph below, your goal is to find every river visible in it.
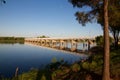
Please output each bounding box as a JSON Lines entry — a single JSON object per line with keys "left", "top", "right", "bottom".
{"left": 0, "top": 43, "right": 88, "bottom": 77}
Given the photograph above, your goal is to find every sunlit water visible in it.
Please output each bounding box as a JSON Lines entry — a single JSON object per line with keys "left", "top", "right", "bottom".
{"left": 0, "top": 43, "right": 88, "bottom": 77}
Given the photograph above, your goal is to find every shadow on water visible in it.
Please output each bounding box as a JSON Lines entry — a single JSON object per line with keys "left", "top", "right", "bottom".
{"left": 0, "top": 41, "right": 24, "bottom": 44}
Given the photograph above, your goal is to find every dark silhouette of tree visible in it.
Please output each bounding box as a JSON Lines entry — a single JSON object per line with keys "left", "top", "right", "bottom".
{"left": 0, "top": 0, "right": 6, "bottom": 4}
{"left": 97, "top": 0, "right": 120, "bottom": 49}
{"left": 70, "top": 0, "right": 120, "bottom": 49}
{"left": 95, "top": 35, "right": 113, "bottom": 46}
{"left": 69, "top": 0, "right": 110, "bottom": 80}
{"left": 107, "top": 1, "right": 120, "bottom": 49}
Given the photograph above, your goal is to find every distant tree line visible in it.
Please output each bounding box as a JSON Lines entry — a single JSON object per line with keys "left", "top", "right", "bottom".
{"left": 0, "top": 37, "right": 24, "bottom": 44}
{"left": 37, "top": 35, "right": 49, "bottom": 38}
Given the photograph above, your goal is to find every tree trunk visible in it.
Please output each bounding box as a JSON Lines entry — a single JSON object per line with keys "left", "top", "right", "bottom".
{"left": 102, "top": 0, "right": 110, "bottom": 80}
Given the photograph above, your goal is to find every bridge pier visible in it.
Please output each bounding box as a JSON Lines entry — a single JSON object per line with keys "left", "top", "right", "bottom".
{"left": 45, "top": 40, "right": 50, "bottom": 47}
{"left": 25, "top": 37, "right": 95, "bottom": 53}
{"left": 51, "top": 40, "right": 57, "bottom": 48}
{"left": 71, "top": 40, "right": 77, "bottom": 52}
{"left": 60, "top": 40, "right": 66, "bottom": 50}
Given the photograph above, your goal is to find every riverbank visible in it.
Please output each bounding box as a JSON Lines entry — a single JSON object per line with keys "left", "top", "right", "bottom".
{"left": 0, "top": 37, "right": 24, "bottom": 44}
{"left": 3, "top": 45, "right": 120, "bottom": 80}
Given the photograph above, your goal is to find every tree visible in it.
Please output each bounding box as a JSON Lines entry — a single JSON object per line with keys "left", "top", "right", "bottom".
{"left": 69, "top": 0, "right": 120, "bottom": 49}
{"left": 97, "top": 0, "right": 120, "bottom": 49}
{"left": 37, "top": 35, "right": 49, "bottom": 38}
{"left": 108, "top": 1, "right": 120, "bottom": 49}
{"left": 95, "top": 35, "right": 113, "bottom": 46}
{"left": 69, "top": 0, "right": 110, "bottom": 80}
{"left": 96, "top": 35, "right": 104, "bottom": 45}
{"left": 0, "top": 0, "right": 6, "bottom": 4}
{"left": 103, "top": 0, "right": 110, "bottom": 80}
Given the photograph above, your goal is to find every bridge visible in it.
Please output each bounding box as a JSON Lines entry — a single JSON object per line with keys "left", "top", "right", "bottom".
{"left": 25, "top": 37, "right": 95, "bottom": 53}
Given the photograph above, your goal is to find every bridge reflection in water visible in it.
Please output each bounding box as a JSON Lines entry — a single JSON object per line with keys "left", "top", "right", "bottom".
{"left": 25, "top": 38, "right": 95, "bottom": 53}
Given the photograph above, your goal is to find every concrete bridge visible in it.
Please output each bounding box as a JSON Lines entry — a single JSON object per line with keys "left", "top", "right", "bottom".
{"left": 25, "top": 37, "right": 95, "bottom": 52}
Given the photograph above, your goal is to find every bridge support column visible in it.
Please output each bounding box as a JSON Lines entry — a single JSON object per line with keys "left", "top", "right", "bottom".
{"left": 38, "top": 40, "right": 41, "bottom": 46}
{"left": 41, "top": 40, "right": 46, "bottom": 46}
{"left": 71, "top": 40, "right": 77, "bottom": 51}
{"left": 45, "top": 40, "right": 51, "bottom": 47}
{"left": 51, "top": 40, "right": 57, "bottom": 48}
{"left": 60, "top": 40, "right": 66, "bottom": 50}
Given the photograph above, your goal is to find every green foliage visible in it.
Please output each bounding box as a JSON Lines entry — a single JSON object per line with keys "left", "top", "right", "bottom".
{"left": 37, "top": 35, "right": 49, "bottom": 38}
{"left": 69, "top": 0, "right": 103, "bottom": 26}
{"left": 95, "top": 35, "right": 113, "bottom": 45}
{"left": 71, "top": 63, "right": 80, "bottom": 72}
{"left": 69, "top": 0, "right": 120, "bottom": 49}
{"left": 41, "top": 74, "right": 46, "bottom": 80}
{"left": 51, "top": 57, "right": 57, "bottom": 63}
{"left": 82, "top": 62, "right": 90, "bottom": 70}
{"left": 0, "top": 0, "right": 6, "bottom": 4}
{"left": 3, "top": 47, "right": 120, "bottom": 80}
{"left": 95, "top": 35, "right": 104, "bottom": 45}
{"left": 0, "top": 37, "right": 24, "bottom": 44}
{"left": 69, "top": 0, "right": 120, "bottom": 28}
{"left": 89, "top": 61, "right": 97, "bottom": 70}
{"left": 47, "top": 58, "right": 68, "bottom": 70}
{"left": 16, "top": 69, "right": 38, "bottom": 80}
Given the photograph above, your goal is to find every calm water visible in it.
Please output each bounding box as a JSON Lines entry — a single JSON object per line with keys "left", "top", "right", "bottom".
{"left": 0, "top": 43, "right": 87, "bottom": 77}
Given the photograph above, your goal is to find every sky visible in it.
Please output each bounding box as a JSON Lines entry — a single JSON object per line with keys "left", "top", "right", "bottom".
{"left": 0, "top": 0, "right": 103, "bottom": 38}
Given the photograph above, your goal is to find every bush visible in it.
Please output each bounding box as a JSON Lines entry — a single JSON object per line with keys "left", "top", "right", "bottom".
{"left": 71, "top": 63, "right": 80, "bottom": 72}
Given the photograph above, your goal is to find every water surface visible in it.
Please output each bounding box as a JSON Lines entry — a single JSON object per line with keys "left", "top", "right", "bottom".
{"left": 0, "top": 43, "right": 87, "bottom": 77}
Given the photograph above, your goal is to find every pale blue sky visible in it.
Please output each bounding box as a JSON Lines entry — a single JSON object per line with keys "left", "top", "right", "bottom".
{"left": 0, "top": 0, "right": 103, "bottom": 38}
